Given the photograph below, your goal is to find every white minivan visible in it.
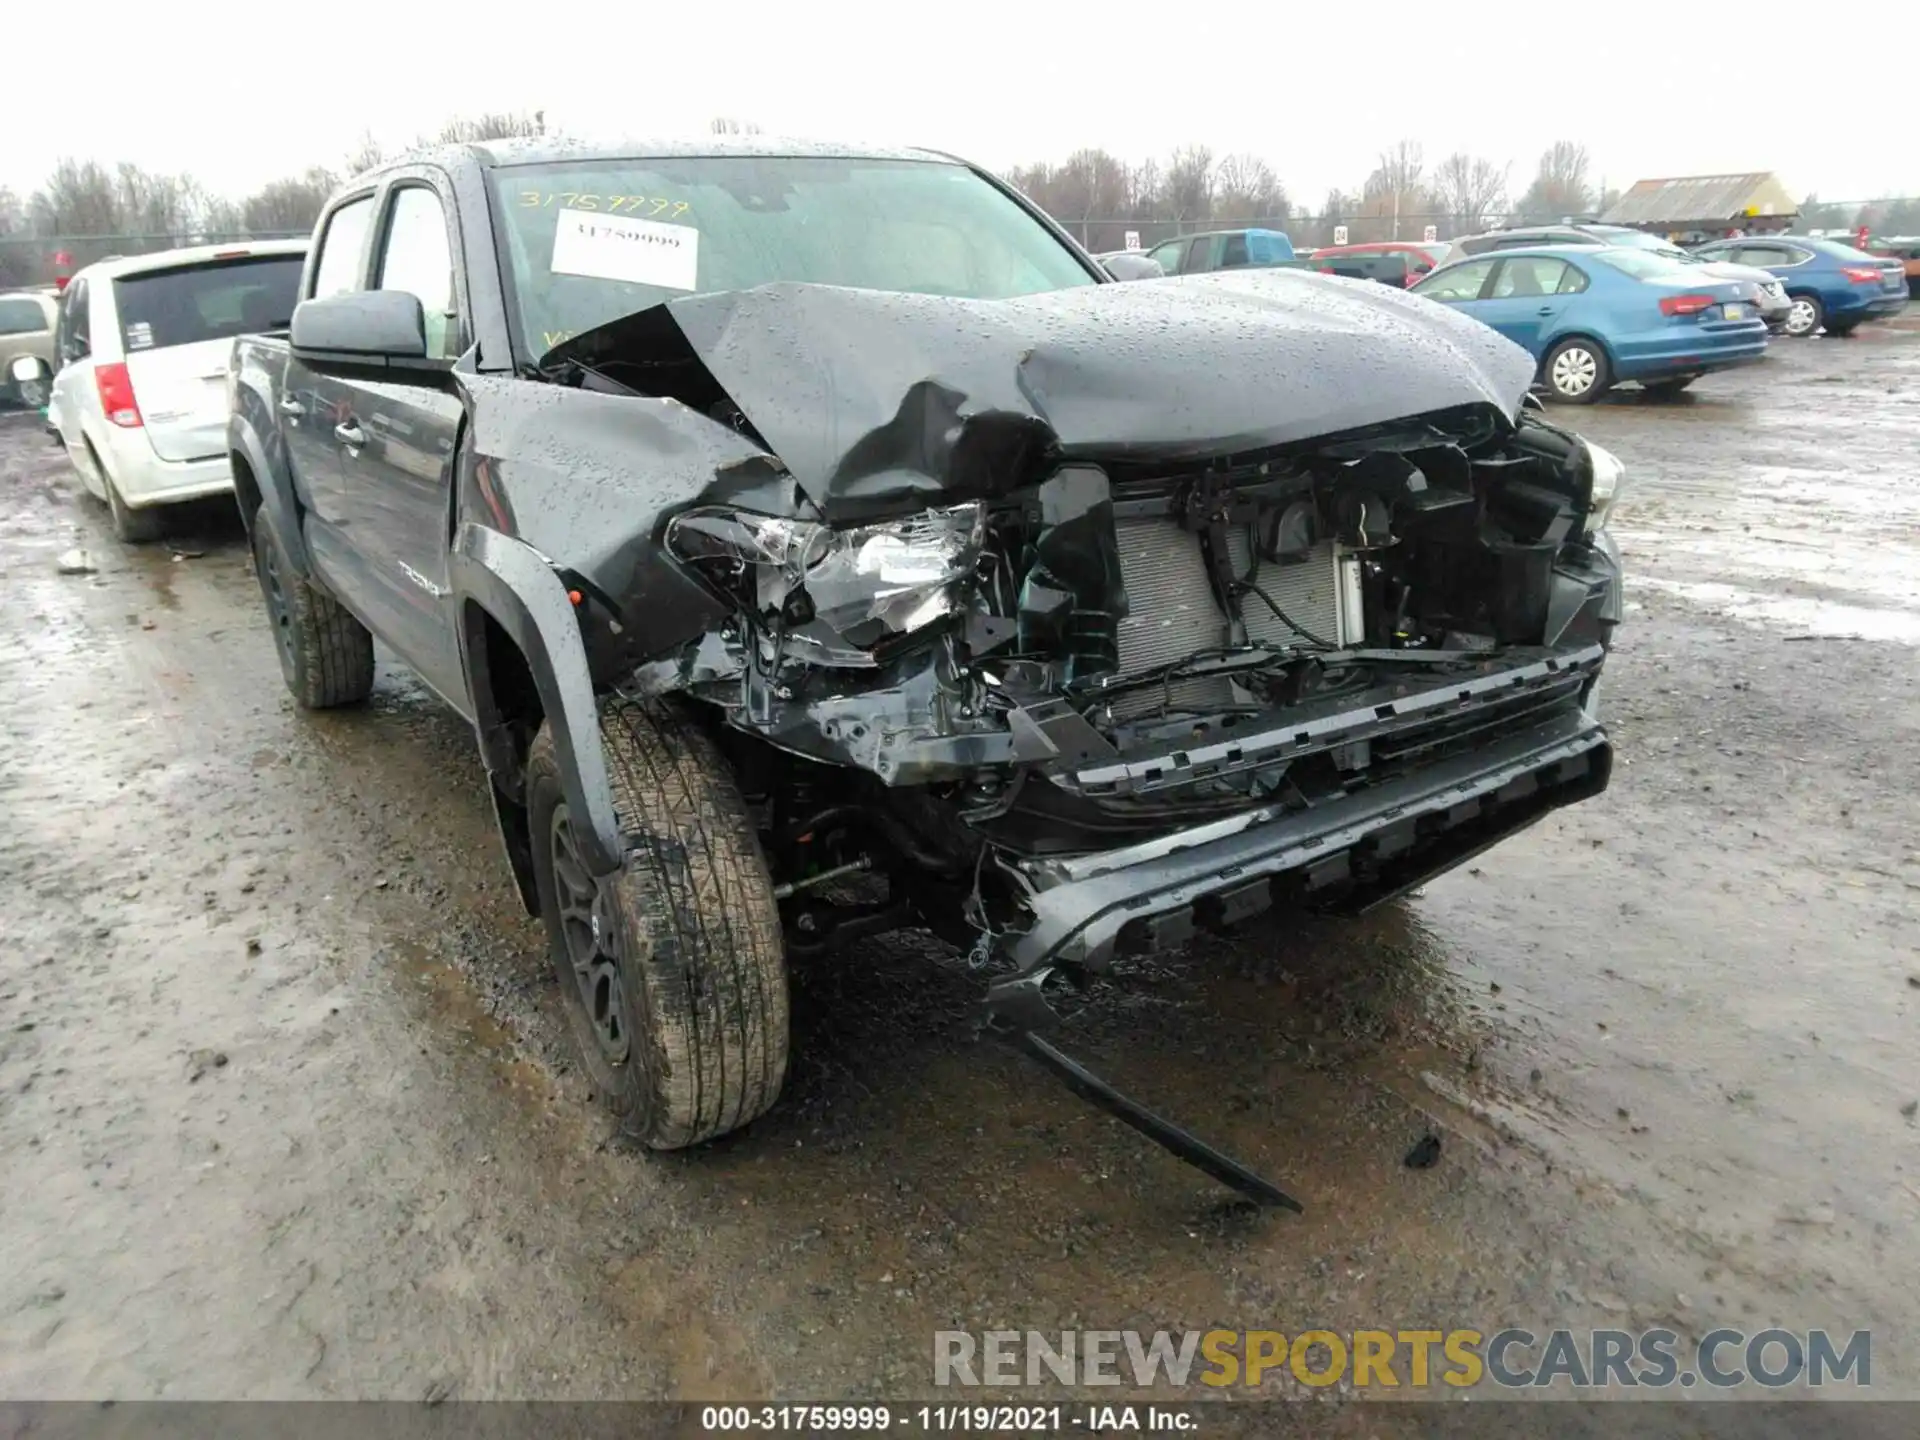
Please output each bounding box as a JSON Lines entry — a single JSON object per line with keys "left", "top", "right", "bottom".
{"left": 47, "top": 240, "right": 307, "bottom": 540}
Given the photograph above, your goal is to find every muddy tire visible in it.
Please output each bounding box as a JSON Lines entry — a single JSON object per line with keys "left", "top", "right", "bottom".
{"left": 528, "top": 697, "right": 789, "bottom": 1149}
{"left": 250, "top": 504, "right": 374, "bottom": 708}
{"left": 100, "top": 452, "right": 164, "bottom": 544}
{"left": 1540, "top": 338, "right": 1611, "bottom": 405}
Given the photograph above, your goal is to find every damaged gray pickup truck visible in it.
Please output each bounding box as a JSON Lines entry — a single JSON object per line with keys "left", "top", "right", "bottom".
{"left": 228, "top": 138, "right": 1623, "bottom": 1179}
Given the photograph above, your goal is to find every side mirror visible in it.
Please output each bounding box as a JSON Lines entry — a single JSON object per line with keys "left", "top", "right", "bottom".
{"left": 290, "top": 290, "right": 428, "bottom": 366}
{"left": 8, "top": 354, "right": 50, "bottom": 408}
{"left": 1101, "top": 253, "right": 1166, "bottom": 282}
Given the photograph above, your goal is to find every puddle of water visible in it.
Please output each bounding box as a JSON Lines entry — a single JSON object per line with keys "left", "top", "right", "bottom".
{"left": 1632, "top": 576, "right": 1920, "bottom": 643}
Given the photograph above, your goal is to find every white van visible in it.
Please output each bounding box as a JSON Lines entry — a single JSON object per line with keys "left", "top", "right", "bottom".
{"left": 47, "top": 240, "right": 307, "bottom": 540}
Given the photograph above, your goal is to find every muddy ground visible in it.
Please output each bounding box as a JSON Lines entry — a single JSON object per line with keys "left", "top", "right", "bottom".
{"left": 1, "top": 328, "right": 1917, "bottom": 1414}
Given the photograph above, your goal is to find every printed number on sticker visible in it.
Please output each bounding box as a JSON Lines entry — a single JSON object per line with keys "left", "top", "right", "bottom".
{"left": 521, "top": 191, "right": 689, "bottom": 218}
{"left": 549, "top": 208, "right": 699, "bottom": 291}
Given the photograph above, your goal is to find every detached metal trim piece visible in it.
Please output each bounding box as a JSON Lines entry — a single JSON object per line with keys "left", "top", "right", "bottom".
{"left": 997, "top": 709, "right": 1610, "bottom": 976}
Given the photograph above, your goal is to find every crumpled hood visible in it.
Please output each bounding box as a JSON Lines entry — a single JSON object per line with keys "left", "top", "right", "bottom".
{"left": 556, "top": 268, "right": 1537, "bottom": 519}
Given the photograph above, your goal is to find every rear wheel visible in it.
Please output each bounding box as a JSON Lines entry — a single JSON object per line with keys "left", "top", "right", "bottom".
{"left": 94, "top": 446, "right": 164, "bottom": 543}
{"left": 1783, "top": 294, "right": 1823, "bottom": 338}
{"left": 1541, "top": 339, "right": 1610, "bottom": 404}
{"left": 528, "top": 697, "right": 789, "bottom": 1149}
{"left": 250, "top": 504, "right": 374, "bottom": 708}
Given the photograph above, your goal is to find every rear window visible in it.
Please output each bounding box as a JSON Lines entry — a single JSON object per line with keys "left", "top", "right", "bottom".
{"left": 112, "top": 254, "right": 304, "bottom": 353}
{"left": 1592, "top": 249, "right": 1693, "bottom": 280}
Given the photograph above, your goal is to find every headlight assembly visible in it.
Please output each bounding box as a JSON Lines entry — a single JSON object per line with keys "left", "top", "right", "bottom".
{"left": 667, "top": 503, "right": 983, "bottom": 639}
{"left": 1582, "top": 438, "right": 1626, "bottom": 535}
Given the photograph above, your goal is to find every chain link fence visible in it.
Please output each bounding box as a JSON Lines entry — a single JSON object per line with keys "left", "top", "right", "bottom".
{"left": 1053, "top": 202, "right": 1915, "bottom": 256}
{"left": 0, "top": 231, "right": 308, "bottom": 291}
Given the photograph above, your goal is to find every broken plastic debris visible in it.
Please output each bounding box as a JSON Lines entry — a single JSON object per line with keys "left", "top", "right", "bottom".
{"left": 56, "top": 548, "right": 94, "bottom": 575}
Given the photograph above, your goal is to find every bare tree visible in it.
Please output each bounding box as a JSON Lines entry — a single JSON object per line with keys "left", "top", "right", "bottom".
{"left": 709, "top": 116, "right": 762, "bottom": 136}
{"left": 437, "top": 110, "right": 548, "bottom": 144}
{"left": 1213, "top": 153, "right": 1288, "bottom": 225}
{"left": 1360, "top": 140, "right": 1424, "bottom": 240}
{"left": 1430, "top": 152, "right": 1508, "bottom": 234}
{"left": 342, "top": 131, "right": 386, "bottom": 181}
{"left": 241, "top": 167, "right": 340, "bottom": 236}
{"left": 1161, "top": 145, "right": 1214, "bottom": 227}
{"left": 1518, "top": 141, "right": 1594, "bottom": 222}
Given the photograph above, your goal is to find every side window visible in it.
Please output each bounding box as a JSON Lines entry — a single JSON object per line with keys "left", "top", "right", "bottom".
{"left": 0, "top": 297, "right": 48, "bottom": 336}
{"left": 377, "top": 186, "right": 461, "bottom": 360}
{"left": 1732, "top": 244, "right": 1780, "bottom": 266}
{"left": 59, "top": 279, "right": 91, "bottom": 360}
{"left": 1183, "top": 236, "right": 1219, "bottom": 273}
{"left": 310, "top": 196, "right": 376, "bottom": 299}
{"left": 1778, "top": 246, "right": 1815, "bottom": 266}
{"left": 1418, "top": 258, "right": 1495, "bottom": 301}
{"left": 1219, "top": 233, "right": 1250, "bottom": 269}
{"left": 1556, "top": 263, "right": 1591, "bottom": 295}
{"left": 1492, "top": 258, "right": 1571, "bottom": 298}
{"left": 1148, "top": 240, "right": 1185, "bottom": 275}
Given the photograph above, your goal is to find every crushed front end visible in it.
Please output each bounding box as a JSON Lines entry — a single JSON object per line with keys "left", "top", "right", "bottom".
{"left": 636, "top": 398, "right": 1622, "bottom": 1020}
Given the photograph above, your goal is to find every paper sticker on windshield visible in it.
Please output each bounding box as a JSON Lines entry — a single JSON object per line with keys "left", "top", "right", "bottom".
{"left": 125, "top": 321, "right": 154, "bottom": 351}
{"left": 550, "top": 208, "right": 698, "bottom": 291}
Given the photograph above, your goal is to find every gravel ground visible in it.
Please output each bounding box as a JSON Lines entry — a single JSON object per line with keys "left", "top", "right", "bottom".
{"left": 1, "top": 328, "right": 1916, "bottom": 1417}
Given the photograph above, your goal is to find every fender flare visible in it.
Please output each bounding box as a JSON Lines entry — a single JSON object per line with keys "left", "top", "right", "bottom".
{"left": 448, "top": 523, "right": 626, "bottom": 878}
{"left": 227, "top": 412, "right": 313, "bottom": 577}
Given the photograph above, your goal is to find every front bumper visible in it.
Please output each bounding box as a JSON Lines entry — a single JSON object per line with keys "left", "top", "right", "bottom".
{"left": 986, "top": 704, "right": 1611, "bottom": 1009}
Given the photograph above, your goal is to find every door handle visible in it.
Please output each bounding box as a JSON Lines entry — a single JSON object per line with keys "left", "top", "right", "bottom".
{"left": 278, "top": 395, "right": 305, "bottom": 417}
{"left": 1536, "top": 305, "right": 1557, "bottom": 316}
{"left": 334, "top": 421, "right": 365, "bottom": 447}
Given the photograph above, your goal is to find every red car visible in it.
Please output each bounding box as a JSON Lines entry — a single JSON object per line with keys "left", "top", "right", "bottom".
{"left": 1309, "top": 241, "right": 1454, "bottom": 288}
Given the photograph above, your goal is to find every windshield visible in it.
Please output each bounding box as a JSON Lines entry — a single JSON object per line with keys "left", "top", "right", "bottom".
{"left": 1592, "top": 248, "right": 1695, "bottom": 280}
{"left": 112, "top": 254, "right": 303, "bottom": 352}
{"left": 491, "top": 155, "right": 1099, "bottom": 357}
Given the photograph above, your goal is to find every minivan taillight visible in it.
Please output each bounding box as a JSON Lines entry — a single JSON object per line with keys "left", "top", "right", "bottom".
{"left": 1659, "top": 294, "right": 1716, "bottom": 317}
{"left": 95, "top": 363, "right": 142, "bottom": 428}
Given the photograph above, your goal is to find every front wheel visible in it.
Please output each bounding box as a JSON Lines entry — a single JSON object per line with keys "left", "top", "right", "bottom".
{"left": 1783, "top": 294, "right": 1824, "bottom": 338}
{"left": 528, "top": 697, "right": 790, "bottom": 1149}
{"left": 1541, "top": 339, "right": 1611, "bottom": 404}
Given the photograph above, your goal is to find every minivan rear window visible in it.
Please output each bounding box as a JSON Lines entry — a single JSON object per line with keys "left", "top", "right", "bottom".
{"left": 113, "top": 254, "right": 303, "bottom": 353}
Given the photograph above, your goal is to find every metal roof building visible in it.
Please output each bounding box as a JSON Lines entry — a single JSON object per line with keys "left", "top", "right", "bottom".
{"left": 1600, "top": 173, "right": 1799, "bottom": 231}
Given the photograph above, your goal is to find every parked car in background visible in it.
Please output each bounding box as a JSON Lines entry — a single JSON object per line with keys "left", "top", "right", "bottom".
{"left": 1454, "top": 223, "right": 1791, "bottom": 331}
{"left": 46, "top": 240, "right": 307, "bottom": 539}
{"left": 1689, "top": 235, "right": 1909, "bottom": 337}
{"left": 1310, "top": 241, "right": 1453, "bottom": 288}
{"left": 1411, "top": 245, "right": 1767, "bottom": 403}
{"left": 1853, "top": 235, "right": 1920, "bottom": 299}
{"left": 1146, "top": 227, "right": 1299, "bottom": 276}
{"left": 1092, "top": 249, "right": 1166, "bottom": 280}
{"left": 0, "top": 289, "right": 58, "bottom": 406}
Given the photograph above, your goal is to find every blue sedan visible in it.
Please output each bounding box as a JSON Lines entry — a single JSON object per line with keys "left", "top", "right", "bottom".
{"left": 1690, "top": 234, "right": 1909, "bottom": 338}
{"left": 1409, "top": 245, "right": 1768, "bottom": 403}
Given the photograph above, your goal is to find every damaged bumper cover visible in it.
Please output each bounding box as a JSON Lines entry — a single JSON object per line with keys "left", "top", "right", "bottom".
{"left": 985, "top": 706, "right": 1610, "bottom": 1026}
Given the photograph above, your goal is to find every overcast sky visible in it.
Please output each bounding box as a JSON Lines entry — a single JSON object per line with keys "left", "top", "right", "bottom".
{"left": 10, "top": 2, "right": 1915, "bottom": 209}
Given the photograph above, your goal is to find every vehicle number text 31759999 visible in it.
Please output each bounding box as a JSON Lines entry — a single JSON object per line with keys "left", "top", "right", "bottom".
{"left": 700, "top": 1405, "right": 1072, "bottom": 1432}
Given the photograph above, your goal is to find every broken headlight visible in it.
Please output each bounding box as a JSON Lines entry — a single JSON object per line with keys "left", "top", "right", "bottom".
{"left": 1581, "top": 438, "right": 1626, "bottom": 535}
{"left": 667, "top": 503, "right": 983, "bottom": 640}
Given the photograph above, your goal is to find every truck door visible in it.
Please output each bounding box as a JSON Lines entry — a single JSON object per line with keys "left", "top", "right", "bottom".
{"left": 323, "top": 175, "right": 470, "bottom": 713}
{"left": 285, "top": 193, "right": 375, "bottom": 587}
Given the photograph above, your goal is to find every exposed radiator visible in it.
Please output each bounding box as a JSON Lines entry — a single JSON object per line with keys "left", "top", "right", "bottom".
{"left": 1108, "top": 518, "right": 1354, "bottom": 717}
